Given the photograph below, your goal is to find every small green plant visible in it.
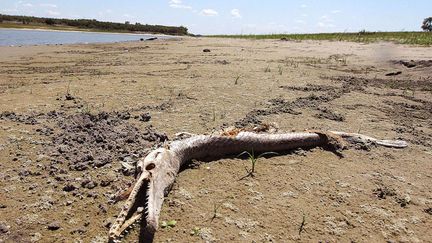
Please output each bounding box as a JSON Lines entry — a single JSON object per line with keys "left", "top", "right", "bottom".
{"left": 212, "top": 108, "right": 216, "bottom": 122}
{"left": 160, "top": 220, "right": 177, "bottom": 229}
{"left": 278, "top": 65, "right": 283, "bottom": 75}
{"left": 190, "top": 226, "right": 201, "bottom": 236}
{"left": 234, "top": 75, "right": 241, "bottom": 85}
{"left": 238, "top": 149, "right": 278, "bottom": 177}
{"left": 210, "top": 202, "right": 223, "bottom": 222}
{"left": 298, "top": 212, "right": 307, "bottom": 236}
{"left": 81, "top": 102, "right": 92, "bottom": 114}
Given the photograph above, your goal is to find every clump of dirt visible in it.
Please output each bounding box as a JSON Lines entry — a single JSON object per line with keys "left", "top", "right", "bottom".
{"left": 49, "top": 112, "right": 167, "bottom": 171}
{"left": 279, "top": 84, "right": 337, "bottom": 92}
{"left": 235, "top": 83, "right": 347, "bottom": 127}
{"left": 235, "top": 114, "right": 263, "bottom": 128}
{"left": 394, "top": 59, "right": 432, "bottom": 68}
{"left": 373, "top": 186, "right": 397, "bottom": 199}
{"left": 383, "top": 100, "right": 432, "bottom": 147}
{"left": 315, "top": 107, "right": 345, "bottom": 122}
{"left": 0, "top": 111, "right": 39, "bottom": 125}
{"left": 373, "top": 185, "right": 411, "bottom": 208}
{"left": 333, "top": 75, "right": 432, "bottom": 92}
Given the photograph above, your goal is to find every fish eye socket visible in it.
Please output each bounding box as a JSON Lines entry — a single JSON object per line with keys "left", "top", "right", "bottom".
{"left": 146, "top": 163, "right": 156, "bottom": 171}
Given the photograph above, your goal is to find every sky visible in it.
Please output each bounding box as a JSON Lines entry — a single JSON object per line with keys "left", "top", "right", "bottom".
{"left": 1, "top": 0, "right": 431, "bottom": 35}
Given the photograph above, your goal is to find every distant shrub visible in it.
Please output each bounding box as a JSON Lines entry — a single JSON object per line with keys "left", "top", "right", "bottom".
{"left": 422, "top": 17, "right": 432, "bottom": 32}
{"left": 45, "top": 18, "right": 55, "bottom": 25}
{"left": 0, "top": 14, "right": 189, "bottom": 35}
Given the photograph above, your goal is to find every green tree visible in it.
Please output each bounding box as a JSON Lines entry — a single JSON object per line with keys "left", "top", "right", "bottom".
{"left": 45, "top": 18, "right": 55, "bottom": 25}
{"left": 422, "top": 17, "right": 432, "bottom": 31}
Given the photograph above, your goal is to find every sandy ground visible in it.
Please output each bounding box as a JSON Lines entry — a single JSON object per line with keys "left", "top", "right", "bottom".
{"left": 0, "top": 37, "right": 431, "bottom": 243}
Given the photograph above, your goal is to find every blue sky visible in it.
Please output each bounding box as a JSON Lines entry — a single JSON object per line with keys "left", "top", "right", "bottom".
{"left": 1, "top": 0, "right": 431, "bottom": 34}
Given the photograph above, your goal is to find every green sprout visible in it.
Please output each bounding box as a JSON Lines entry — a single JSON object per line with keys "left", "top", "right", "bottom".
{"left": 234, "top": 75, "right": 241, "bottom": 85}
{"left": 190, "top": 227, "right": 201, "bottom": 236}
{"left": 238, "top": 149, "right": 278, "bottom": 178}
{"left": 210, "top": 202, "right": 223, "bottom": 222}
{"left": 161, "top": 220, "right": 177, "bottom": 229}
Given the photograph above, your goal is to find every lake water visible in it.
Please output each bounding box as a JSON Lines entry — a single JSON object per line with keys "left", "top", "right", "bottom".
{"left": 0, "top": 28, "right": 170, "bottom": 46}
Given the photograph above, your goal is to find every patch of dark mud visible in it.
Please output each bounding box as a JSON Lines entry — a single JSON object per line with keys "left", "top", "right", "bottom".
{"left": 133, "top": 100, "right": 174, "bottom": 112}
{"left": 215, "top": 60, "right": 230, "bottom": 65}
{"left": 383, "top": 100, "right": 432, "bottom": 147}
{"left": 279, "top": 84, "right": 337, "bottom": 92}
{"left": 0, "top": 111, "right": 40, "bottom": 125}
{"left": 373, "top": 186, "right": 396, "bottom": 199}
{"left": 314, "top": 107, "right": 345, "bottom": 122}
{"left": 393, "top": 60, "right": 432, "bottom": 68}
{"left": 235, "top": 84, "right": 347, "bottom": 127}
{"left": 234, "top": 114, "right": 263, "bottom": 128}
{"left": 332, "top": 75, "right": 432, "bottom": 92}
{"left": 385, "top": 71, "right": 402, "bottom": 76}
{"left": 49, "top": 112, "right": 167, "bottom": 172}
{"left": 373, "top": 186, "right": 410, "bottom": 208}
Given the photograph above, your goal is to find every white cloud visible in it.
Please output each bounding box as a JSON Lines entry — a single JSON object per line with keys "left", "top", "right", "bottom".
{"left": 331, "top": 10, "right": 341, "bottom": 14}
{"left": 230, "top": 9, "right": 241, "bottom": 18}
{"left": 40, "top": 3, "right": 57, "bottom": 8}
{"left": 317, "top": 22, "right": 335, "bottom": 28}
{"left": 200, "top": 9, "right": 218, "bottom": 17}
{"left": 98, "top": 9, "right": 113, "bottom": 17}
{"left": 300, "top": 4, "right": 307, "bottom": 8}
{"left": 3, "top": 8, "right": 18, "bottom": 13}
{"left": 295, "top": 19, "right": 306, "bottom": 24}
{"left": 46, "top": 10, "right": 60, "bottom": 16}
{"left": 321, "top": 15, "right": 331, "bottom": 21}
{"left": 22, "top": 3, "right": 33, "bottom": 7}
{"left": 317, "top": 14, "right": 336, "bottom": 29}
{"left": 169, "top": 0, "right": 192, "bottom": 9}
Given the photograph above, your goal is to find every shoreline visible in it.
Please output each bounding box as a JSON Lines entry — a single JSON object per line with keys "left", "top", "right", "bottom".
{"left": 0, "top": 27, "right": 177, "bottom": 37}
{"left": 0, "top": 27, "right": 181, "bottom": 47}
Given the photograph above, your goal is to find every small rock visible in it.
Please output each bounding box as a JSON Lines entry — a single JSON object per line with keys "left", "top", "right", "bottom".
{"left": 30, "top": 232, "right": 42, "bottom": 242}
{"left": 385, "top": 71, "right": 402, "bottom": 76}
{"left": 103, "top": 218, "right": 114, "bottom": 228}
{"left": 98, "top": 204, "right": 107, "bottom": 214}
{"left": 138, "top": 112, "right": 151, "bottom": 122}
{"left": 100, "top": 179, "right": 111, "bottom": 187}
{"left": 63, "top": 184, "right": 77, "bottom": 192}
{"left": 81, "top": 178, "right": 97, "bottom": 189}
{"left": 0, "top": 222, "right": 10, "bottom": 234}
{"left": 47, "top": 221, "right": 61, "bottom": 231}
{"left": 70, "top": 227, "right": 86, "bottom": 234}
{"left": 203, "top": 49, "right": 211, "bottom": 53}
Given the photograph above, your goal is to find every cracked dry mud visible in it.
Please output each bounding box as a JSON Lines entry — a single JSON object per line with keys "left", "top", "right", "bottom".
{"left": 0, "top": 38, "right": 431, "bottom": 242}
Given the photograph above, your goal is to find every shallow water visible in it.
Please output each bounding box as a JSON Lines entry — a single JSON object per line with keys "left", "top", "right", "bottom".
{"left": 0, "top": 28, "right": 169, "bottom": 46}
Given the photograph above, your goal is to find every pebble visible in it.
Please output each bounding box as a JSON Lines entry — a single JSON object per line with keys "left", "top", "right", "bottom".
{"left": 47, "top": 221, "right": 61, "bottom": 231}
{"left": 30, "top": 232, "right": 42, "bottom": 242}
{"left": 0, "top": 222, "right": 10, "bottom": 233}
{"left": 63, "top": 184, "right": 77, "bottom": 192}
{"left": 81, "top": 178, "right": 97, "bottom": 189}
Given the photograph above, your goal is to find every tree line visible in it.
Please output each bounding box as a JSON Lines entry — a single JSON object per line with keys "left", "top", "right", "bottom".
{"left": 0, "top": 14, "right": 189, "bottom": 35}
